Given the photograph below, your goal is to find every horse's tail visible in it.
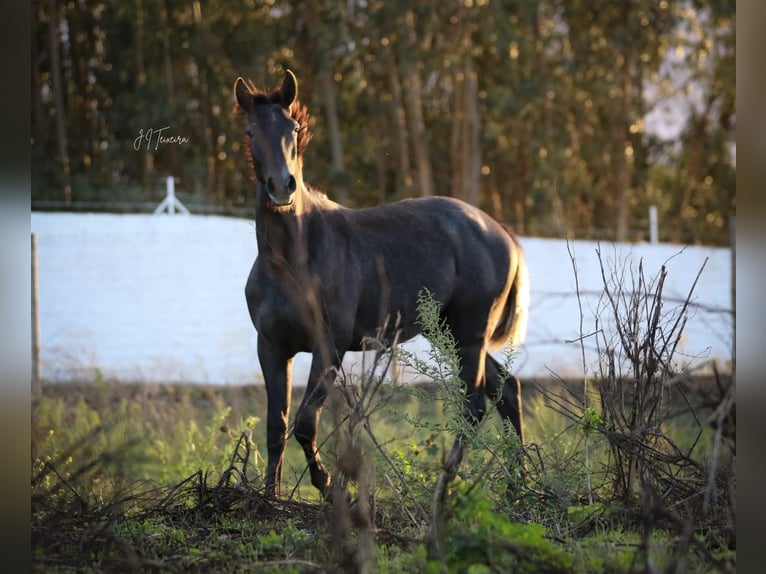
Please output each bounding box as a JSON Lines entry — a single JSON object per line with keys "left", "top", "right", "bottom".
{"left": 488, "top": 227, "right": 530, "bottom": 351}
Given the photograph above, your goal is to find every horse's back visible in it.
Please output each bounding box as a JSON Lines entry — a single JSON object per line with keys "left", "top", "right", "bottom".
{"left": 331, "top": 196, "right": 516, "bottom": 344}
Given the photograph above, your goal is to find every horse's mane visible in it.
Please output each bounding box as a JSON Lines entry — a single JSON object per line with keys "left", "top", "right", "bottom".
{"left": 233, "top": 78, "right": 314, "bottom": 158}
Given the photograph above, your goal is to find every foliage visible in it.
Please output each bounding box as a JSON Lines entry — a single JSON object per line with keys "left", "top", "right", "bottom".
{"left": 430, "top": 481, "right": 572, "bottom": 573}
{"left": 31, "top": 383, "right": 261, "bottom": 499}
{"left": 32, "top": 0, "right": 734, "bottom": 244}
{"left": 31, "top": 382, "right": 734, "bottom": 572}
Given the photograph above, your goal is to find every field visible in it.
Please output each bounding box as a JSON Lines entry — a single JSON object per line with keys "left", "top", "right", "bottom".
{"left": 32, "top": 365, "right": 735, "bottom": 572}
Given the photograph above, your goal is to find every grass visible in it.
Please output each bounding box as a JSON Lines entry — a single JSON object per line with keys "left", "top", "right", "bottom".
{"left": 31, "top": 373, "right": 734, "bottom": 573}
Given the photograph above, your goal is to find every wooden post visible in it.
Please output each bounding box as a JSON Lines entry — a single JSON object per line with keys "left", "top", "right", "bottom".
{"left": 729, "top": 216, "right": 735, "bottom": 374}
{"left": 31, "top": 233, "right": 41, "bottom": 393}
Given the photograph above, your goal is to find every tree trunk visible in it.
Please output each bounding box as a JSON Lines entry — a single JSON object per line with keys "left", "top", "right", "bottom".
{"left": 366, "top": 87, "right": 387, "bottom": 204}
{"left": 47, "top": 0, "right": 70, "bottom": 202}
{"left": 135, "top": 0, "right": 146, "bottom": 86}
{"left": 677, "top": 96, "right": 714, "bottom": 243}
{"left": 614, "top": 54, "right": 635, "bottom": 242}
{"left": 402, "top": 9, "right": 434, "bottom": 197}
{"left": 449, "top": 61, "right": 480, "bottom": 206}
{"left": 193, "top": 0, "right": 217, "bottom": 200}
{"left": 305, "top": 0, "right": 347, "bottom": 202}
{"left": 32, "top": 5, "right": 45, "bottom": 155}
{"left": 614, "top": 138, "right": 631, "bottom": 242}
{"left": 464, "top": 57, "right": 481, "bottom": 206}
{"left": 386, "top": 49, "right": 413, "bottom": 196}
{"left": 488, "top": 181, "right": 503, "bottom": 223}
{"left": 318, "top": 69, "right": 347, "bottom": 201}
{"left": 448, "top": 9, "right": 480, "bottom": 206}
{"left": 136, "top": 0, "right": 153, "bottom": 193}
{"left": 449, "top": 69, "right": 465, "bottom": 200}
{"left": 160, "top": 0, "right": 179, "bottom": 180}
{"left": 513, "top": 144, "right": 528, "bottom": 234}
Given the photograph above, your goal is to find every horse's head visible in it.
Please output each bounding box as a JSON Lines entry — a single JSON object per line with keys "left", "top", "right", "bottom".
{"left": 234, "top": 70, "right": 310, "bottom": 210}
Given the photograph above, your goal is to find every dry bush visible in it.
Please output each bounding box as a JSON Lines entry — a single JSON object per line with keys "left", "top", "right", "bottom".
{"left": 590, "top": 247, "right": 735, "bottom": 568}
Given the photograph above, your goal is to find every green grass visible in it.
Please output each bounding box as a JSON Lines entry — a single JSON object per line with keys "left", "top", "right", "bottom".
{"left": 31, "top": 375, "right": 734, "bottom": 573}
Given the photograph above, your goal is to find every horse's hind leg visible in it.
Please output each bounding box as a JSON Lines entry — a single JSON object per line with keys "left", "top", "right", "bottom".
{"left": 485, "top": 354, "right": 526, "bottom": 498}
{"left": 484, "top": 354, "right": 523, "bottom": 444}
{"left": 442, "top": 343, "right": 489, "bottom": 478}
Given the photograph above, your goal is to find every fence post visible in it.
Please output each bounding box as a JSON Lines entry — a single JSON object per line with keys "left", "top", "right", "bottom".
{"left": 649, "top": 205, "right": 658, "bottom": 244}
{"left": 730, "top": 216, "right": 735, "bottom": 374}
{"left": 153, "top": 175, "right": 189, "bottom": 215}
{"left": 168, "top": 175, "right": 176, "bottom": 215}
{"left": 32, "top": 233, "right": 41, "bottom": 394}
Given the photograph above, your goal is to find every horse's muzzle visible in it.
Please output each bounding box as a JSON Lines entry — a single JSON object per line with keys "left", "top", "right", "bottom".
{"left": 268, "top": 192, "right": 294, "bottom": 207}
{"left": 266, "top": 174, "right": 296, "bottom": 206}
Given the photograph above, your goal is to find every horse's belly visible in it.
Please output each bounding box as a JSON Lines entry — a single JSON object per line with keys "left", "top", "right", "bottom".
{"left": 348, "top": 288, "right": 436, "bottom": 351}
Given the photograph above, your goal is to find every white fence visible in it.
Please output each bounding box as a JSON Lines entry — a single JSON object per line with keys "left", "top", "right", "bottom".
{"left": 31, "top": 212, "right": 733, "bottom": 385}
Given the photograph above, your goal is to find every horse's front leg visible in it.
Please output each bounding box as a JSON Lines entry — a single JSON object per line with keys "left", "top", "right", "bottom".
{"left": 258, "top": 338, "right": 293, "bottom": 498}
{"left": 294, "top": 345, "right": 340, "bottom": 496}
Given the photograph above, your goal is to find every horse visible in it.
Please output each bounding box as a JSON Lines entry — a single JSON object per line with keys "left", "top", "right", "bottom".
{"left": 234, "top": 69, "right": 530, "bottom": 499}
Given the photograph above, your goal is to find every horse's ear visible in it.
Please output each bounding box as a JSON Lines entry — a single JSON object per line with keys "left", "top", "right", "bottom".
{"left": 281, "top": 69, "right": 298, "bottom": 109}
{"left": 234, "top": 77, "right": 252, "bottom": 112}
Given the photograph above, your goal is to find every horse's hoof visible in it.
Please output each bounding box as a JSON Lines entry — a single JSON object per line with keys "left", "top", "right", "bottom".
{"left": 264, "top": 486, "right": 278, "bottom": 500}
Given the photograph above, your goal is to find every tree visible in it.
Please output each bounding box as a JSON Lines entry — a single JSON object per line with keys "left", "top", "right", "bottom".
{"left": 297, "top": 0, "right": 349, "bottom": 202}
{"left": 401, "top": 8, "right": 435, "bottom": 198}
{"left": 559, "top": 0, "right": 677, "bottom": 241}
{"left": 45, "top": 0, "right": 70, "bottom": 202}
{"left": 30, "top": 0, "right": 734, "bottom": 246}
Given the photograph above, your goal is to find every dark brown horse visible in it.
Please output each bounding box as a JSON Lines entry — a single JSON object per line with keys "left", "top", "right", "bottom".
{"left": 234, "top": 70, "right": 529, "bottom": 499}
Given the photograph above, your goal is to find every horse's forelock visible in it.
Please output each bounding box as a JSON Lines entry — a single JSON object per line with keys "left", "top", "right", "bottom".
{"left": 292, "top": 103, "right": 313, "bottom": 157}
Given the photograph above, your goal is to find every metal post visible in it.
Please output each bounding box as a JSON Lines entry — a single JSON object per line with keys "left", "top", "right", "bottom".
{"left": 153, "top": 175, "right": 189, "bottom": 215}
{"left": 167, "top": 175, "right": 175, "bottom": 215}
{"left": 31, "top": 233, "right": 41, "bottom": 393}
{"left": 649, "top": 205, "right": 658, "bottom": 244}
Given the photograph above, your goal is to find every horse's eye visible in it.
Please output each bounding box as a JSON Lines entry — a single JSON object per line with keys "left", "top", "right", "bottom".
{"left": 294, "top": 126, "right": 301, "bottom": 134}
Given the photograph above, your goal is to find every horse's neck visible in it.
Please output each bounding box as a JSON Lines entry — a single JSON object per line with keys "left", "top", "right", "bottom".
{"left": 255, "top": 196, "right": 314, "bottom": 271}
{"left": 255, "top": 184, "right": 339, "bottom": 268}
{"left": 256, "top": 211, "right": 301, "bottom": 264}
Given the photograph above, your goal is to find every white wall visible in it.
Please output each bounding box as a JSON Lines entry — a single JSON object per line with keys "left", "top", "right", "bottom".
{"left": 31, "top": 212, "right": 733, "bottom": 384}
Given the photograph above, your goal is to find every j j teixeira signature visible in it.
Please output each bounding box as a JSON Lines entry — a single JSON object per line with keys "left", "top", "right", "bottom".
{"left": 134, "top": 126, "right": 189, "bottom": 151}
